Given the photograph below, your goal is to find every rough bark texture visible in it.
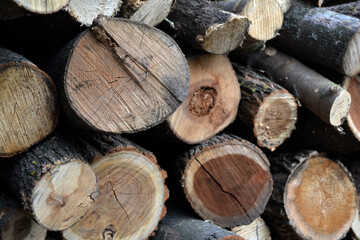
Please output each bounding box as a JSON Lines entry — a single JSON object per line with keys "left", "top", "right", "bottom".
{"left": 152, "top": 202, "right": 244, "bottom": 240}
{"left": 233, "top": 64, "right": 297, "bottom": 151}
{"left": 214, "top": 0, "right": 284, "bottom": 41}
{"left": 274, "top": 1, "right": 360, "bottom": 77}
{"left": 51, "top": 17, "right": 189, "bottom": 134}
{"left": 66, "top": 0, "right": 122, "bottom": 26}
{"left": 326, "top": 1, "right": 360, "bottom": 18}
{"left": 62, "top": 132, "right": 168, "bottom": 240}
{"left": 0, "top": 134, "right": 98, "bottom": 231}
{"left": 243, "top": 47, "right": 351, "bottom": 126}
{"left": 177, "top": 133, "right": 273, "bottom": 228}
{"left": 0, "top": 48, "right": 58, "bottom": 157}
{"left": 231, "top": 218, "right": 271, "bottom": 240}
{"left": 167, "top": 0, "right": 250, "bottom": 54}
{"left": 167, "top": 54, "right": 241, "bottom": 144}
{"left": 265, "top": 151, "right": 357, "bottom": 240}
{"left": 120, "top": 0, "right": 173, "bottom": 26}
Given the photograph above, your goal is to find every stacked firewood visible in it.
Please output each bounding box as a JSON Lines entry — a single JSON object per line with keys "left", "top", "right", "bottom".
{"left": 1, "top": 0, "right": 360, "bottom": 239}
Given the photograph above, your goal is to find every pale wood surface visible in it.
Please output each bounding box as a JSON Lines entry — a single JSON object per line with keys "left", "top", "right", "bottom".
{"left": 231, "top": 218, "right": 271, "bottom": 240}
{"left": 13, "top": 0, "right": 68, "bottom": 13}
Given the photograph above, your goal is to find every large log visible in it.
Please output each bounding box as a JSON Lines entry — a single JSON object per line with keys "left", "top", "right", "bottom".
{"left": 326, "top": 1, "right": 360, "bottom": 18}
{"left": 243, "top": 47, "right": 351, "bottom": 126}
{"left": 0, "top": 48, "right": 58, "bottom": 157}
{"left": 152, "top": 202, "right": 244, "bottom": 240}
{"left": 120, "top": 0, "right": 173, "bottom": 26}
{"left": 264, "top": 151, "right": 357, "bottom": 240}
{"left": 62, "top": 132, "right": 168, "bottom": 240}
{"left": 0, "top": 187, "right": 47, "bottom": 240}
{"left": 231, "top": 218, "right": 271, "bottom": 240}
{"left": 51, "top": 17, "right": 189, "bottom": 133}
{"left": 0, "top": 135, "right": 98, "bottom": 231}
{"left": 0, "top": 0, "right": 68, "bottom": 15}
{"left": 214, "top": 0, "right": 284, "bottom": 41}
{"left": 274, "top": 1, "right": 360, "bottom": 77}
{"left": 66, "top": 0, "right": 122, "bottom": 26}
{"left": 167, "top": 54, "right": 241, "bottom": 144}
{"left": 177, "top": 134, "right": 273, "bottom": 228}
{"left": 166, "top": 0, "right": 250, "bottom": 54}
{"left": 233, "top": 64, "right": 297, "bottom": 151}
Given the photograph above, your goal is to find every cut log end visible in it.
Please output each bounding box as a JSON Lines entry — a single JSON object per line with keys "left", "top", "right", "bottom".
{"left": 168, "top": 54, "right": 240, "bottom": 144}
{"left": 342, "top": 31, "right": 360, "bottom": 77}
{"left": 1, "top": 209, "right": 47, "bottom": 240}
{"left": 243, "top": 0, "right": 283, "bottom": 41}
{"left": 183, "top": 136, "right": 272, "bottom": 228}
{"left": 32, "top": 160, "right": 97, "bottom": 231}
{"left": 63, "top": 151, "right": 167, "bottom": 240}
{"left": 329, "top": 89, "right": 351, "bottom": 126}
{"left": 285, "top": 157, "right": 357, "bottom": 240}
{"left": 14, "top": 0, "right": 69, "bottom": 13}
{"left": 0, "top": 63, "right": 58, "bottom": 157}
{"left": 199, "top": 14, "right": 250, "bottom": 54}
{"left": 231, "top": 218, "right": 271, "bottom": 240}
{"left": 343, "top": 76, "right": 360, "bottom": 141}
{"left": 254, "top": 90, "right": 297, "bottom": 150}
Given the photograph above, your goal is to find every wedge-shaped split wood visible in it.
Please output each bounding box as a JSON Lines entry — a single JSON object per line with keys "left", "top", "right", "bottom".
{"left": 231, "top": 218, "right": 271, "bottom": 240}
{"left": 120, "top": 0, "right": 173, "bottom": 26}
{"left": 275, "top": 2, "right": 360, "bottom": 77}
{"left": 178, "top": 134, "right": 273, "bottom": 228}
{"left": 234, "top": 64, "right": 297, "bottom": 151}
{"left": 53, "top": 17, "right": 189, "bottom": 133}
{"left": 244, "top": 47, "right": 351, "bottom": 126}
{"left": 0, "top": 135, "right": 98, "bottom": 231}
{"left": 168, "top": 54, "right": 240, "bottom": 144}
{"left": 62, "top": 132, "right": 168, "bottom": 240}
{"left": 167, "top": 0, "right": 250, "bottom": 54}
{"left": 0, "top": 48, "right": 58, "bottom": 157}
{"left": 265, "top": 151, "right": 357, "bottom": 240}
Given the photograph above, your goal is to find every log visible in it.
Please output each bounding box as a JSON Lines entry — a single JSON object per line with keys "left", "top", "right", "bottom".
{"left": 167, "top": 54, "right": 241, "bottom": 144}
{"left": 66, "top": 0, "right": 122, "bottom": 26}
{"left": 0, "top": 0, "right": 68, "bottom": 15}
{"left": 274, "top": 1, "right": 360, "bottom": 77}
{"left": 0, "top": 187, "right": 47, "bottom": 240}
{"left": 243, "top": 47, "right": 351, "bottom": 126}
{"left": 177, "top": 134, "right": 273, "bottom": 228}
{"left": 62, "top": 132, "right": 168, "bottom": 240}
{"left": 214, "top": 0, "right": 284, "bottom": 41}
{"left": 0, "top": 48, "right": 58, "bottom": 157}
{"left": 152, "top": 202, "right": 244, "bottom": 240}
{"left": 52, "top": 17, "right": 189, "bottom": 133}
{"left": 326, "top": 1, "right": 360, "bottom": 18}
{"left": 276, "top": 0, "right": 292, "bottom": 12}
{"left": 231, "top": 218, "right": 271, "bottom": 240}
{"left": 120, "top": 0, "right": 173, "bottom": 26}
{"left": 264, "top": 151, "right": 357, "bottom": 240}
{"left": 233, "top": 64, "right": 297, "bottom": 151}
{"left": 166, "top": 0, "right": 250, "bottom": 54}
{"left": 0, "top": 134, "right": 98, "bottom": 231}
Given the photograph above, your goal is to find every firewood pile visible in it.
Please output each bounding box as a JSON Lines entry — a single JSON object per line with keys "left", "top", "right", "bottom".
{"left": 1, "top": 0, "right": 360, "bottom": 239}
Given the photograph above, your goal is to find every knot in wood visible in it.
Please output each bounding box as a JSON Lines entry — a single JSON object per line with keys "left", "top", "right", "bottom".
{"left": 188, "top": 87, "right": 217, "bottom": 116}
{"left": 102, "top": 225, "right": 116, "bottom": 240}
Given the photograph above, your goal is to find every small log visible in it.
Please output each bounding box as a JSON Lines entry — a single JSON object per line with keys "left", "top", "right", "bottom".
{"left": 264, "top": 151, "right": 357, "bottom": 240}
{"left": 326, "top": 1, "right": 360, "bottom": 18}
{"left": 120, "top": 0, "right": 173, "bottom": 26}
{"left": 66, "top": 0, "right": 122, "bottom": 26}
{"left": 166, "top": 0, "right": 250, "bottom": 54}
{"left": 167, "top": 54, "right": 241, "bottom": 144}
{"left": 52, "top": 17, "right": 189, "bottom": 133}
{"left": 0, "top": 135, "right": 98, "bottom": 231}
{"left": 275, "top": 1, "right": 360, "bottom": 77}
{"left": 243, "top": 47, "right": 351, "bottom": 126}
{"left": 178, "top": 133, "right": 273, "bottom": 228}
{"left": 214, "top": 0, "right": 284, "bottom": 41}
{"left": 0, "top": 48, "right": 58, "bottom": 157}
{"left": 0, "top": 187, "right": 47, "bottom": 240}
{"left": 152, "top": 203, "right": 244, "bottom": 240}
{"left": 233, "top": 64, "right": 297, "bottom": 151}
{"left": 62, "top": 132, "right": 168, "bottom": 240}
{"left": 231, "top": 218, "right": 271, "bottom": 240}
{"left": 0, "top": 0, "right": 68, "bottom": 15}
